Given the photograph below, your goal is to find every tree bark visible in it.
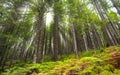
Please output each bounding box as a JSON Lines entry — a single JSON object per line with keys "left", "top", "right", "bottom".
{"left": 70, "top": 23, "right": 78, "bottom": 58}
{"left": 53, "top": 14, "right": 59, "bottom": 61}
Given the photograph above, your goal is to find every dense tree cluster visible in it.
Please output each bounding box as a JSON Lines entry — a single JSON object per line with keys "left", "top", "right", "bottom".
{"left": 0, "top": 0, "right": 120, "bottom": 70}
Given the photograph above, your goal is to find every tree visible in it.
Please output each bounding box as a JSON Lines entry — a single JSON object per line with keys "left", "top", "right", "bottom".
{"left": 111, "top": 0, "right": 120, "bottom": 14}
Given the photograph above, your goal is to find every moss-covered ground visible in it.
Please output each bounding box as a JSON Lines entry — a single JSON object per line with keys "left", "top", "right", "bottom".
{"left": 1, "top": 46, "right": 120, "bottom": 75}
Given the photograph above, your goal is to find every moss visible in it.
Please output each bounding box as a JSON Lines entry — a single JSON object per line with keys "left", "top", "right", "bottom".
{"left": 80, "top": 57, "right": 103, "bottom": 64}
{"left": 1, "top": 67, "right": 29, "bottom": 75}
{"left": 114, "top": 69, "right": 120, "bottom": 75}
{"left": 79, "top": 50, "right": 95, "bottom": 58}
{"left": 100, "top": 71, "right": 113, "bottom": 75}
{"left": 79, "top": 66, "right": 96, "bottom": 75}
{"left": 2, "top": 46, "right": 120, "bottom": 75}
{"left": 104, "top": 46, "right": 120, "bottom": 53}
{"left": 103, "top": 64, "right": 114, "bottom": 73}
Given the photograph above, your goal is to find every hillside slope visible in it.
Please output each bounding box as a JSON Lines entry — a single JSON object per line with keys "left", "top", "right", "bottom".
{"left": 1, "top": 46, "right": 120, "bottom": 75}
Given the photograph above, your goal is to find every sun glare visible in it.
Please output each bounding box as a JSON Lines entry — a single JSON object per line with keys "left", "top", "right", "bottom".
{"left": 46, "top": 12, "right": 53, "bottom": 25}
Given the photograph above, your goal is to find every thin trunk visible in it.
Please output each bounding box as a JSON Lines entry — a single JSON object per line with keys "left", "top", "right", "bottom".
{"left": 70, "top": 23, "right": 78, "bottom": 58}
{"left": 89, "top": 31, "right": 96, "bottom": 49}
{"left": 83, "top": 34, "right": 88, "bottom": 51}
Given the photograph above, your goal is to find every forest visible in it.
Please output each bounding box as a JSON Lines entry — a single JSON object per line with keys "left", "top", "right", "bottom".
{"left": 0, "top": 0, "right": 120, "bottom": 75}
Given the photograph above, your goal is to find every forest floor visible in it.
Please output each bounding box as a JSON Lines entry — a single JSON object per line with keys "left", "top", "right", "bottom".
{"left": 1, "top": 46, "right": 120, "bottom": 75}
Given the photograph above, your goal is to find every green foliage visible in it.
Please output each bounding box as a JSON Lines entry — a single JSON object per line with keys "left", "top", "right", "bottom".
{"left": 104, "top": 46, "right": 120, "bottom": 53}
{"left": 104, "top": 64, "right": 114, "bottom": 72}
{"left": 1, "top": 66, "right": 29, "bottom": 75}
{"left": 80, "top": 51, "right": 95, "bottom": 58}
{"left": 114, "top": 69, "right": 120, "bottom": 75}
{"left": 79, "top": 66, "right": 96, "bottom": 75}
{"left": 100, "top": 71, "right": 113, "bottom": 75}
{"left": 79, "top": 49, "right": 102, "bottom": 58}
{"left": 1, "top": 46, "right": 120, "bottom": 75}
{"left": 1, "top": 62, "right": 55, "bottom": 75}
{"left": 80, "top": 57, "right": 103, "bottom": 64}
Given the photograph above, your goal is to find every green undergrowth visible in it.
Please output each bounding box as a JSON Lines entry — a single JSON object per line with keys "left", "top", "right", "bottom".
{"left": 1, "top": 46, "right": 120, "bottom": 75}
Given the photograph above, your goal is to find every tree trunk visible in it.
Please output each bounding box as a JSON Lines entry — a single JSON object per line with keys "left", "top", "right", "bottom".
{"left": 111, "top": 0, "right": 120, "bottom": 14}
{"left": 70, "top": 23, "right": 78, "bottom": 58}
{"left": 53, "top": 14, "right": 59, "bottom": 61}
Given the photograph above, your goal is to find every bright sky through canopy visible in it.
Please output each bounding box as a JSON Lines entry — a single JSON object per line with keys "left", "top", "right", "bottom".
{"left": 46, "top": 12, "right": 53, "bottom": 25}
